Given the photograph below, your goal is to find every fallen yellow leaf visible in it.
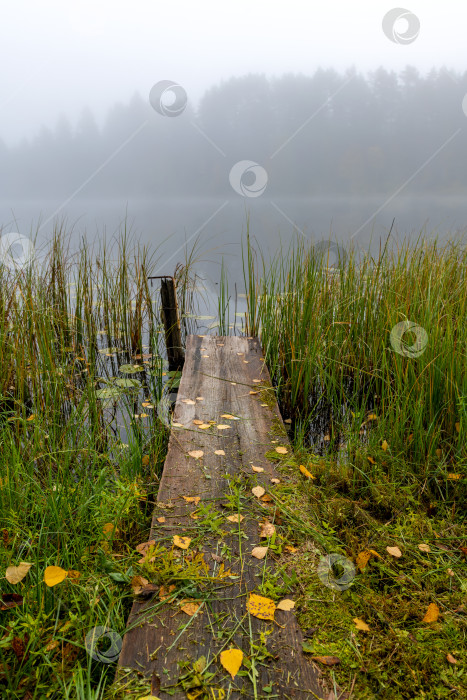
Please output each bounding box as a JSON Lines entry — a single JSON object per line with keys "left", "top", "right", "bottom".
{"left": 418, "top": 543, "right": 431, "bottom": 553}
{"left": 422, "top": 602, "right": 439, "bottom": 623}
{"left": 181, "top": 399, "right": 196, "bottom": 405}
{"left": 252, "top": 466, "right": 264, "bottom": 473}
{"left": 216, "top": 424, "right": 230, "bottom": 430}
{"left": 188, "top": 450, "right": 204, "bottom": 460}
{"left": 214, "top": 449, "right": 226, "bottom": 455}
{"left": 247, "top": 593, "right": 276, "bottom": 621}
{"left": 5, "top": 562, "right": 33, "bottom": 585}
{"left": 251, "top": 546, "right": 268, "bottom": 559}
{"left": 455, "top": 422, "right": 460, "bottom": 433}
{"left": 299, "top": 464, "right": 315, "bottom": 479}
{"left": 275, "top": 446, "right": 288, "bottom": 455}
{"left": 192, "top": 419, "right": 203, "bottom": 425}
{"left": 252, "top": 486, "right": 265, "bottom": 498}
{"left": 131, "top": 575, "right": 149, "bottom": 594}
{"left": 356, "top": 550, "right": 372, "bottom": 571}
{"left": 271, "top": 478, "right": 280, "bottom": 484}
{"left": 102, "top": 523, "right": 114, "bottom": 535}
{"left": 220, "top": 648, "right": 243, "bottom": 679}
{"left": 156, "top": 516, "right": 166, "bottom": 523}
{"left": 381, "top": 440, "right": 389, "bottom": 451}
{"left": 221, "top": 414, "right": 236, "bottom": 420}
{"left": 259, "top": 522, "right": 276, "bottom": 538}
{"left": 44, "top": 566, "right": 67, "bottom": 587}
{"left": 353, "top": 618, "right": 370, "bottom": 631}
{"left": 179, "top": 600, "right": 202, "bottom": 616}
{"left": 367, "top": 456, "right": 376, "bottom": 465}
{"left": 183, "top": 496, "right": 201, "bottom": 505}
{"left": 447, "top": 653, "right": 458, "bottom": 664}
{"left": 447, "top": 473, "right": 461, "bottom": 480}
{"left": 276, "top": 599, "right": 295, "bottom": 611}
{"left": 386, "top": 546, "right": 402, "bottom": 558}
{"left": 173, "top": 536, "right": 191, "bottom": 550}
{"left": 227, "top": 514, "right": 244, "bottom": 523}
{"left": 142, "top": 455, "right": 150, "bottom": 466}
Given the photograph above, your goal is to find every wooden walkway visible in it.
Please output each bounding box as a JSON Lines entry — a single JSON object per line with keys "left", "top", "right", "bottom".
{"left": 116, "top": 335, "right": 325, "bottom": 699}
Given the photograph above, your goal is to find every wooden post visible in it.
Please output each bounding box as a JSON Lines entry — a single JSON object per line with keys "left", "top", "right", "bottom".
{"left": 160, "top": 277, "right": 184, "bottom": 371}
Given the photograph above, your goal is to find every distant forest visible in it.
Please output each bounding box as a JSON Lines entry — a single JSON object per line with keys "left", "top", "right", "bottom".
{"left": 2, "top": 66, "right": 467, "bottom": 198}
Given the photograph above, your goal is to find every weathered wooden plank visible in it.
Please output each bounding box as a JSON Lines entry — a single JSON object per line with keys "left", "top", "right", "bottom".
{"left": 116, "top": 335, "right": 326, "bottom": 699}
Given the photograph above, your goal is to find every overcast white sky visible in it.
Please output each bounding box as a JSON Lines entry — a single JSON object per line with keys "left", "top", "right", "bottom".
{"left": 1, "top": 0, "right": 466, "bottom": 145}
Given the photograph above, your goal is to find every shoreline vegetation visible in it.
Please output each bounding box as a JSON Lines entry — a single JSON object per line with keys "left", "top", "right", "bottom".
{"left": 0, "top": 225, "right": 465, "bottom": 698}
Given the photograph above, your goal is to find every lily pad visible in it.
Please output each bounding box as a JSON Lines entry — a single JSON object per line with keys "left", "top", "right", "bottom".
{"left": 115, "top": 378, "right": 141, "bottom": 389}
{"left": 96, "top": 387, "right": 122, "bottom": 399}
{"left": 98, "top": 347, "right": 120, "bottom": 354}
{"left": 119, "top": 364, "right": 145, "bottom": 374}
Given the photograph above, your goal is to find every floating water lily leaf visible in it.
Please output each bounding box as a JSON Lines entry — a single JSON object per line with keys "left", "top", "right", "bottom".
{"left": 98, "top": 347, "right": 120, "bottom": 354}
{"left": 220, "top": 648, "right": 243, "bottom": 679}
{"left": 353, "top": 618, "right": 370, "bottom": 631}
{"left": 422, "top": 603, "right": 439, "bottom": 623}
{"left": 275, "top": 446, "right": 288, "bottom": 455}
{"left": 247, "top": 593, "right": 276, "bottom": 621}
{"left": 5, "top": 562, "right": 33, "bottom": 585}
{"left": 44, "top": 566, "right": 67, "bottom": 587}
{"left": 251, "top": 546, "right": 268, "bottom": 559}
{"left": 119, "top": 364, "right": 145, "bottom": 374}
{"left": 252, "top": 486, "right": 265, "bottom": 498}
{"left": 96, "top": 387, "right": 122, "bottom": 399}
{"left": 115, "top": 378, "right": 141, "bottom": 389}
{"left": 173, "top": 536, "right": 191, "bottom": 550}
{"left": 277, "top": 599, "right": 295, "bottom": 611}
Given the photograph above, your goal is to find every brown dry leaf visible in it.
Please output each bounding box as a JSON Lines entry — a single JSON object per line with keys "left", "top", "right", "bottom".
{"left": 271, "top": 478, "right": 280, "bottom": 484}
{"left": 102, "top": 523, "right": 114, "bottom": 535}
{"left": 247, "top": 593, "right": 276, "bottom": 621}
{"left": 142, "top": 455, "right": 150, "bottom": 466}
{"left": 214, "top": 449, "right": 226, "bottom": 456}
{"left": 455, "top": 422, "right": 460, "bottom": 433}
{"left": 1, "top": 592, "right": 23, "bottom": 610}
{"left": 136, "top": 540, "right": 156, "bottom": 555}
{"left": 275, "top": 446, "right": 288, "bottom": 455}
{"left": 261, "top": 494, "right": 273, "bottom": 503}
{"left": 183, "top": 496, "right": 201, "bottom": 505}
{"left": 252, "top": 486, "right": 265, "bottom": 498}
{"left": 435, "top": 448, "right": 442, "bottom": 458}
{"left": 259, "top": 522, "right": 276, "bottom": 538}
{"left": 67, "top": 570, "right": 81, "bottom": 582}
{"left": 386, "top": 546, "right": 402, "bottom": 558}
{"left": 188, "top": 450, "right": 204, "bottom": 460}
{"left": 299, "top": 464, "right": 315, "bottom": 479}
{"left": 422, "top": 603, "right": 440, "bottom": 623}
{"left": 356, "top": 550, "right": 372, "bottom": 571}
{"left": 180, "top": 600, "right": 202, "bottom": 616}
{"left": 418, "top": 543, "right": 431, "bottom": 553}
{"left": 251, "top": 546, "right": 268, "bottom": 559}
{"left": 446, "top": 653, "right": 458, "bottom": 664}
{"left": 220, "top": 648, "right": 243, "bottom": 679}
{"left": 368, "top": 549, "right": 382, "bottom": 559}
{"left": 252, "top": 466, "right": 264, "bottom": 473}
{"left": 285, "top": 545, "right": 298, "bottom": 553}
{"left": 173, "top": 536, "right": 191, "bottom": 550}
{"left": 216, "top": 424, "right": 230, "bottom": 430}
{"left": 5, "top": 562, "right": 33, "bottom": 585}
{"left": 227, "top": 514, "right": 244, "bottom": 523}
{"left": 276, "top": 599, "right": 295, "bottom": 611}
{"left": 196, "top": 396, "right": 204, "bottom": 401}
{"left": 131, "top": 575, "right": 149, "bottom": 594}
{"left": 181, "top": 399, "right": 196, "bottom": 405}
{"left": 156, "top": 516, "right": 166, "bottom": 523}
{"left": 381, "top": 440, "right": 389, "bottom": 451}
{"left": 353, "top": 618, "right": 370, "bottom": 631}
{"left": 447, "top": 568, "right": 454, "bottom": 577}
{"left": 311, "top": 656, "right": 341, "bottom": 666}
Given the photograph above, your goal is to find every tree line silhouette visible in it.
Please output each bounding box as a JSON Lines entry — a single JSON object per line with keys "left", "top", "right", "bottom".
{"left": 2, "top": 66, "right": 467, "bottom": 199}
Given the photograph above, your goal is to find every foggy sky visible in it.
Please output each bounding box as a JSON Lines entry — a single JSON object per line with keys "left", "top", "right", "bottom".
{"left": 1, "top": 0, "right": 466, "bottom": 145}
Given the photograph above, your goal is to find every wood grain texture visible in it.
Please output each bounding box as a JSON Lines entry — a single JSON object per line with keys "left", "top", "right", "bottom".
{"left": 116, "top": 335, "right": 326, "bottom": 699}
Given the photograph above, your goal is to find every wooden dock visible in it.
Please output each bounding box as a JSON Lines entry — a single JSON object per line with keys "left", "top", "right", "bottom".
{"left": 116, "top": 335, "right": 325, "bottom": 699}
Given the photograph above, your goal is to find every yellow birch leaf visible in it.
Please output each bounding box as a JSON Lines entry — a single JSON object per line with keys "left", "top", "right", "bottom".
{"left": 381, "top": 440, "right": 389, "bottom": 451}
{"left": 448, "top": 473, "right": 461, "bottom": 480}
{"left": 220, "top": 648, "right": 243, "bottom": 679}
{"left": 259, "top": 522, "right": 276, "bottom": 538}
{"left": 275, "top": 446, "right": 288, "bottom": 454}
{"left": 142, "top": 455, "right": 150, "bottom": 466}
{"left": 271, "top": 478, "right": 280, "bottom": 484}
{"left": 276, "top": 599, "right": 295, "bottom": 611}
{"left": 179, "top": 600, "right": 202, "bottom": 616}
{"left": 188, "top": 451, "right": 204, "bottom": 460}
{"left": 214, "top": 449, "right": 226, "bottom": 455}
{"left": 386, "top": 546, "right": 402, "bottom": 558}
{"left": 67, "top": 570, "right": 81, "bottom": 582}
{"left": 216, "top": 424, "right": 230, "bottom": 430}
{"left": 156, "top": 516, "right": 166, "bottom": 523}
{"left": 422, "top": 603, "right": 439, "bottom": 623}
{"left": 192, "top": 419, "right": 203, "bottom": 425}
{"left": 356, "top": 550, "right": 372, "bottom": 571}
{"left": 44, "top": 566, "right": 67, "bottom": 587}
{"left": 181, "top": 399, "right": 196, "bottom": 405}
{"left": 252, "top": 486, "right": 265, "bottom": 498}
{"left": 367, "top": 456, "right": 376, "bottom": 465}
{"left": 447, "top": 653, "right": 458, "bottom": 664}
{"left": 353, "top": 618, "right": 370, "bottom": 631}
{"left": 251, "top": 546, "right": 268, "bottom": 559}
{"left": 418, "top": 543, "right": 431, "bottom": 553}
{"left": 247, "top": 593, "right": 276, "bottom": 621}
{"left": 299, "top": 464, "right": 315, "bottom": 479}
{"left": 227, "top": 514, "right": 244, "bottom": 523}
{"left": 368, "top": 549, "right": 382, "bottom": 559}
{"left": 199, "top": 423, "right": 211, "bottom": 429}
{"left": 5, "top": 562, "right": 33, "bottom": 584}
{"left": 455, "top": 422, "right": 460, "bottom": 433}
{"left": 221, "top": 414, "right": 236, "bottom": 420}
{"left": 183, "top": 496, "right": 201, "bottom": 505}
{"left": 252, "top": 466, "right": 264, "bottom": 473}
{"left": 173, "top": 536, "right": 191, "bottom": 550}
